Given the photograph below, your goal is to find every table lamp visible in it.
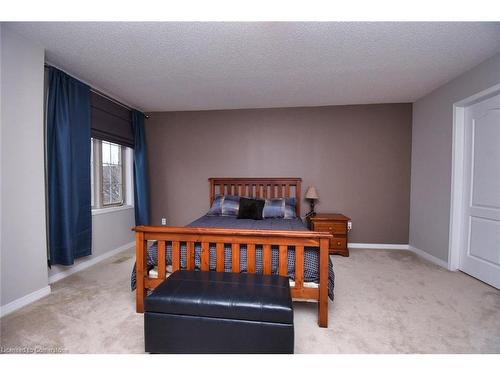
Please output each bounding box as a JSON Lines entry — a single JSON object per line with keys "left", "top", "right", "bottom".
{"left": 305, "top": 186, "right": 319, "bottom": 217}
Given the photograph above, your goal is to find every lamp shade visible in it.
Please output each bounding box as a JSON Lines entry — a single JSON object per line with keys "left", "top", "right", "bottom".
{"left": 305, "top": 186, "right": 319, "bottom": 200}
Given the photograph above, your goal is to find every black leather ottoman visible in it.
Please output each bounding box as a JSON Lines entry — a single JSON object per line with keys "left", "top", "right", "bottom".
{"left": 144, "top": 270, "right": 294, "bottom": 354}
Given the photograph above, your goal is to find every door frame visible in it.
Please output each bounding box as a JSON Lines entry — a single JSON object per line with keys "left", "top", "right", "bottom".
{"left": 448, "top": 83, "right": 500, "bottom": 271}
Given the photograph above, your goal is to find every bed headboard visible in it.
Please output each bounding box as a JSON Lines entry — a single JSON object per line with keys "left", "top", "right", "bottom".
{"left": 208, "top": 177, "right": 302, "bottom": 216}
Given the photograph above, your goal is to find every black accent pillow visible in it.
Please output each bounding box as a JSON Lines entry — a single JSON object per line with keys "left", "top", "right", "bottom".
{"left": 237, "top": 198, "right": 265, "bottom": 220}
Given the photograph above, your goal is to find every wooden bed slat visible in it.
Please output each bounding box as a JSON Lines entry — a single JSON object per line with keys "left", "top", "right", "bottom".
{"left": 187, "top": 241, "right": 195, "bottom": 270}
{"left": 296, "top": 180, "right": 301, "bottom": 215}
{"left": 172, "top": 241, "right": 180, "bottom": 272}
{"left": 318, "top": 238, "right": 329, "bottom": 327}
{"left": 263, "top": 244, "right": 272, "bottom": 275}
{"left": 201, "top": 242, "right": 209, "bottom": 271}
{"left": 158, "top": 240, "right": 166, "bottom": 279}
{"left": 145, "top": 278, "right": 163, "bottom": 289}
{"left": 216, "top": 243, "right": 224, "bottom": 272}
{"left": 135, "top": 231, "right": 147, "bottom": 313}
{"left": 247, "top": 243, "right": 256, "bottom": 273}
{"left": 291, "top": 288, "right": 319, "bottom": 300}
{"left": 295, "top": 245, "right": 304, "bottom": 289}
{"left": 279, "top": 245, "right": 288, "bottom": 276}
{"left": 232, "top": 244, "right": 240, "bottom": 273}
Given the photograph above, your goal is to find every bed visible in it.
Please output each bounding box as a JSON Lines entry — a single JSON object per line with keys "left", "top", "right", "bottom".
{"left": 132, "top": 177, "right": 333, "bottom": 327}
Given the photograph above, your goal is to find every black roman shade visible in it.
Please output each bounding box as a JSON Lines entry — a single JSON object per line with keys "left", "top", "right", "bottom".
{"left": 91, "top": 92, "right": 134, "bottom": 148}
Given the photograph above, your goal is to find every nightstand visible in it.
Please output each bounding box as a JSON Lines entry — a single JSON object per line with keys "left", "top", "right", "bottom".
{"left": 308, "top": 213, "right": 351, "bottom": 256}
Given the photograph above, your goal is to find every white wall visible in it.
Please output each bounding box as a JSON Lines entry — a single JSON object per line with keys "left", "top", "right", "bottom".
{"left": 1, "top": 25, "right": 49, "bottom": 306}
{"left": 410, "top": 52, "right": 500, "bottom": 262}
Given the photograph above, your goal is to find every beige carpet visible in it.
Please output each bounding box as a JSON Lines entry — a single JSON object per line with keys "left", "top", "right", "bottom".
{"left": 1, "top": 248, "right": 499, "bottom": 354}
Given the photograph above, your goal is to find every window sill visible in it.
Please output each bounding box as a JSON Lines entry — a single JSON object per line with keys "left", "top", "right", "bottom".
{"left": 92, "top": 205, "right": 134, "bottom": 216}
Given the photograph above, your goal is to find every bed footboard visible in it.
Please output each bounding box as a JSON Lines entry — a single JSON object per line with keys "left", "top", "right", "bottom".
{"left": 133, "top": 226, "right": 332, "bottom": 328}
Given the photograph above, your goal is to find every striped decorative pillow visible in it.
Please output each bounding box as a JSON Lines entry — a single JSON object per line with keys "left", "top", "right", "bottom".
{"left": 262, "top": 199, "right": 285, "bottom": 219}
{"left": 221, "top": 195, "right": 240, "bottom": 216}
{"left": 262, "top": 198, "right": 296, "bottom": 219}
{"left": 207, "top": 195, "right": 224, "bottom": 216}
{"left": 284, "top": 198, "right": 297, "bottom": 219}
{"left": 207, "top": 195, "right": 241, "bottom": 216}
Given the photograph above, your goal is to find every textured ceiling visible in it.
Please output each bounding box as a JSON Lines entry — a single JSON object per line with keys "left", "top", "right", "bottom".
{"left": 7, "top": 22, "right": 500, "bottom": 111}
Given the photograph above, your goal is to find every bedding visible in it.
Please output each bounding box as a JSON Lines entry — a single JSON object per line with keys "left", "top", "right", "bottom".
{"left": 130, "top": 215, "right": 335, "bottom": 300}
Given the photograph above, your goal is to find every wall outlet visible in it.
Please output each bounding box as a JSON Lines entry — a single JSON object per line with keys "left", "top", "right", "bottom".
{"left": 161, "top": 218, "right": 167, "bottom": 225}
{"left": 347, "top": 221, "right": 352, "bottom": 231}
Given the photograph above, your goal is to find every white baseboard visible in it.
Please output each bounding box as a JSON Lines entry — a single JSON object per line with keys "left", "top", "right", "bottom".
{"left": 348, "top": 243, "right": 448, "bottom": 269}
{"left": 408, "top": 246, "right": 449, "bottom": 269}
{"left": 348, "top": 243, "right": 410, "bottom": 250}
{"left": 0, "top": 286, "right": 51, "bottom": 318}
{"left": 48, "top": 241, "right": 135, "bottom": 284}
{"left": 0, "top": 242, "right": 135, "bottom": 318}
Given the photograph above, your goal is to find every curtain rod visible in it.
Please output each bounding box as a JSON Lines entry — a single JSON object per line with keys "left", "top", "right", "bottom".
{"left": 44, "top": 63, "right": 149, "bottom": 119}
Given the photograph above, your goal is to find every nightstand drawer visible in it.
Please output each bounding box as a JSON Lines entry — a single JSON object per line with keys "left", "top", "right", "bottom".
{"left": 314, "top": 222, "right": 346, "bottom": 234}
{"left": 331, "top": 237, "right": 347, "bottom": 249}
{"left": 313, "top": 223, "right": 331, "bottom": 232}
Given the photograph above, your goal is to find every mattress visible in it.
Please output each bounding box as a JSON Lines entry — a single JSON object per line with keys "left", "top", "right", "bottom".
{"left": 188, "top": 215, "right": 309, "bottom": 231}
{"left": 148, "top": 267, "right": 319, "bottom": 289}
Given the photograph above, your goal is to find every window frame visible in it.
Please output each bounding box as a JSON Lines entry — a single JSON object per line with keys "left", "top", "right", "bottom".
{"left": 91, "top": 138, "right": 132, "bottom": 212}
{"left": 99, "top": 140, "right": 125, "bottom": 208}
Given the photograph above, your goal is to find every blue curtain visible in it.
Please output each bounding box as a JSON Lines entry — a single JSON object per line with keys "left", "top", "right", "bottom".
{"left": 131, "top": 110, "right": 151, "bottom": 225}
{"left": 47, "top": 67, "right": 92, "bottom": 266}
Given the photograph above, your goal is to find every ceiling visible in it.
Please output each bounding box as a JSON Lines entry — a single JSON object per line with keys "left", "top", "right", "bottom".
{"left": 7, "top": 22, "right": 500, "bottom": 112}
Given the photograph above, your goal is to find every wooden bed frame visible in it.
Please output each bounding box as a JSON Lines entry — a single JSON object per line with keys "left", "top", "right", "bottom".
{"left": 133, "top": 177, "right": 332, "bottom": 327}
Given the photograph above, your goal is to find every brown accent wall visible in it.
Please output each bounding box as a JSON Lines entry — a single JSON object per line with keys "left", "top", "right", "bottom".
{"left": 145, "top": 103, "right": 412, "bottom": 244}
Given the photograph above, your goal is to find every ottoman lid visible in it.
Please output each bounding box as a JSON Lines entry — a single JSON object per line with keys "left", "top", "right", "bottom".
{"left": 144, "top": 270, "right": 293, "bottom": 324}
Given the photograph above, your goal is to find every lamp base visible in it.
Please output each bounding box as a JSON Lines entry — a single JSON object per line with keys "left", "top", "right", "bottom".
{"left": 306, "top": 199, "right": 316, "bottom": 218}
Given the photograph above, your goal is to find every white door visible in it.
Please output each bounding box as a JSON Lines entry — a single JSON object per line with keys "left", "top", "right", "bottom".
{"left": 461, "top": 93, "right": 500, "bottom": 289}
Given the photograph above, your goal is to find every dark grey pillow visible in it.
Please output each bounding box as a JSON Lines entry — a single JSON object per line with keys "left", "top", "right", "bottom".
{"left": 237, "top": 198, "right": 264, "bottom": 220}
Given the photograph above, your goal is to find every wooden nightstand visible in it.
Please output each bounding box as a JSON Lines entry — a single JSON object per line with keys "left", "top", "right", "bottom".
{"left": 308, "top": 213, "right": 351, "bottom": 256}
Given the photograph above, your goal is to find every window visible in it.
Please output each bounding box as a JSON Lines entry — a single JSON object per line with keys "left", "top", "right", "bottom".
{"left": 101, "top": 141, "right": 123, "bottom": 206}
{"left": 91, "top": 138, "right": 133, "bottom": 210}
